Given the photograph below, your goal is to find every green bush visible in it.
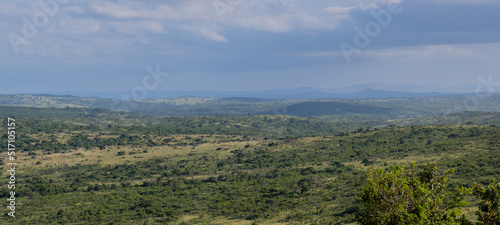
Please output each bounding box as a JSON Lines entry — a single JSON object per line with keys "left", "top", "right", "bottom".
{"left": 117, "top": 151, "right": 126, "bottom": 156}
{"left": 473, "top": 179, "right": 500, "bottom": 225}
{"left": 356, "top": 163, "right": 469, "bottom": 225}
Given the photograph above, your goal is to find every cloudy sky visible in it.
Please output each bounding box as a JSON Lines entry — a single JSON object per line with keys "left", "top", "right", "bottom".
{"left": 1, "top": 0, "right": 500, "bottom": 94}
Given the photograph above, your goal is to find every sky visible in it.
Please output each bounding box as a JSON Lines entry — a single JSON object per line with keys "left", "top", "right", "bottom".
{"left": 1, "top": 0, "right": 500, "bottom": 95}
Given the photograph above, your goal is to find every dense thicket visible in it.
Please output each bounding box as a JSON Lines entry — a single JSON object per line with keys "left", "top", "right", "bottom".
{"left": 0, "top": 115, "right": 498, "bottom": 224}
{"left": 0, "top": 102, "right": 499, "bottom": 224}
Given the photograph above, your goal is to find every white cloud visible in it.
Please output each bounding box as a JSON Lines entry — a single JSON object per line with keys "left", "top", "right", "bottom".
{"left": 286, "top": 44, "right": 479, "bottom": 61}
{"left": 108, "top": 21, "right": 167, "bottom": 35}
{"left": 220, "top": 2, "right": 353, "bottom": 33}
{"left": 57, "top": 18, "right": 101, "bottom": 35}
{"left": 363, "top": 45, "right": 479, "bottom": 61}
{"left": 322, "top": 6, "right": 354, "bottom": 16}
{"left": 90, "top": 2, "right": 178, "bottom": 20}
{"left": 230, "top": 14, "right": 294, "bottom": 32}
{"left": 199, "top": 28, "right": 228, "bottom": 42}
{"left": 88, "top": 0, "right": 216, "bottom": 21}
{"left": 2, "top": 0, "right": 498, "bottom": 60}
{"left": 357, "top": 3, "right": 379, "bottom": 10}
{"left": 283, "top": 51, "right": 345, "bottom": 58}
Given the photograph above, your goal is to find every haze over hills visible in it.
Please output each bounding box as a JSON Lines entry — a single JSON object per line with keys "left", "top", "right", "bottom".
{"left": 38, "top": 82, "right": 483, "bottom": 100}
{"left": 3, "top": 92, "right": 500, "bottom": 120}
{"left": 330, "top": 82, "right": 478, "bottom": 94}
{"left": 3, "top": 1, "right": 500, "bottom": 224}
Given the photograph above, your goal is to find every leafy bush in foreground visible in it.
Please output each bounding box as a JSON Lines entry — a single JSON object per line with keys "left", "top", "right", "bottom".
{"left": 357, "top": 163, "right": 469, "bottom": 225}
{"left": 357, "top": 164, "right": 500, "bottom": 225}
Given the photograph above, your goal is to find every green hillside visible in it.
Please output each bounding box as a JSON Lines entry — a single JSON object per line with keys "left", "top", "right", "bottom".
{"left": 0, "top": 112, "right": 498, "bottom": 224}
{"left": 2, "top": 94, "right": 500, "bottom": 119}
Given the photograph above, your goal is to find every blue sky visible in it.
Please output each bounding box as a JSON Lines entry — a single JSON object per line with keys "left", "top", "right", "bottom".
{"left": 1, "top": 0, "right": 500, "bottom": 94}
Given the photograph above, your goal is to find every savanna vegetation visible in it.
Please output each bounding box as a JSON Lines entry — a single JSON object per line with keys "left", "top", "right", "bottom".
{"left": 0, "top": 104, "right": 499, "bottom": 224}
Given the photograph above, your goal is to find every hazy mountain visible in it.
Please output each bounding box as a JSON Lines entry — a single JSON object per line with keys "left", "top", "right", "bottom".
{"left": 43, "top": 83, "right": 480, "bottom": 100}
{"left": 330, "top": 82, "right": 477, "bottom": 94}
{"left": 344, "top": 88, "right": 460, "bottom": 99}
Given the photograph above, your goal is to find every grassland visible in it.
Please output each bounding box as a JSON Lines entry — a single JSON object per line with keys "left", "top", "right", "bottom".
{"left": 1, "top": 111, "right": 498, "bottom": 224}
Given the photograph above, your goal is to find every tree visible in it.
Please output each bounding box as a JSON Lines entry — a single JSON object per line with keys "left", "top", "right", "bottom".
{"left": 356, "top": 163, "right": 469, "bottom": 225}
{"left": 473, "top": 179, "right": 500, "bottom": 225}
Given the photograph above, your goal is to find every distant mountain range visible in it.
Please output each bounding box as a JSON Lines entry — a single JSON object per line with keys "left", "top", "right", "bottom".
{"left": 40, "top": 82, "right": 484, "bottom": 100}
{"left": 330, "top": 82, "right": 477, "bottom": 94}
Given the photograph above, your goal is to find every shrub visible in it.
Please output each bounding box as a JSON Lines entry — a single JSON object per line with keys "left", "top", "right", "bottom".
{"left": 356, "top": 163, "right": 469, "bottom": 225}
{"left": 473, "top": 179, "right": 500, "bottom": 225}
{"left": 117, "top": 151, "right": 126, "bottom": 156}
